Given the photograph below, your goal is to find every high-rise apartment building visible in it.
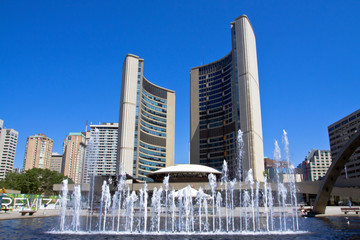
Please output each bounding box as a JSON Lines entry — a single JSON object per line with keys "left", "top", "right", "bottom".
{"left": 83, "top": 123, "right": 118, "bottom": 183}
{"left": 62, "top": 132, "right": 86, "bottom": 184}
{"left": 301, "top": 149, "right": 332, "bottom": 181}
{"left": 118, "top": 54, "right": 175, "bottom": 182}
{"left": 328, "top": 109, "right": 360, "bottom": 180}
{"left": 0, "top": 119, "right": 18, "bottom": 179}
{"left": 50, "top": 152, "right": 63, "bottom": 173}
{"left": 23, "top": 133, "right": 53, "bottom": 171}
{"left": 190, "top": 15, "right": 264, "bottom": 181}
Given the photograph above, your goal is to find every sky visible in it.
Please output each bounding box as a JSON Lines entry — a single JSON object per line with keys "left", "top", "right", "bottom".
{"left": 1, "top": 0, "right": 359, "bottom": 169}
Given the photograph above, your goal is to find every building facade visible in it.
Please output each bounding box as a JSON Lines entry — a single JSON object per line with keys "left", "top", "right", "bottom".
{"left": 23, "top": 133, "right": 53, "bottom": 171}
{"left": 190, "top": 15, "right": 264, "bottom": 181}
{"left": 13, "top": 168, "right": 23, "bottom": 174}
{"left": 117, "top": 54, "right": 175, "bottom": 182}
{"left": 264, "top": 157, "right": 288, "bottom": 182}
{"left": 301, "top": 149, "right": 332, "bottom": 181}
{"left": 328, "top": 109, "right": 360, "bottom": 180}
{"left": 50, "top": 152, "right": 63, "bottom": 173}
{"left": 62, "top": 132, "right": 86, "bottom": 184}
{"left": 83, "top": 123, "right": 118, "bottom": 183}
{"left": 0, "top": 119, "right": 18, "bottom": 179}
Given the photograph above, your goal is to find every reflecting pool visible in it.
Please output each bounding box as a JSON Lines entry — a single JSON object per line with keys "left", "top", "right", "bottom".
{"left": 0, "top": 216, "right": 359, "bottom": 239}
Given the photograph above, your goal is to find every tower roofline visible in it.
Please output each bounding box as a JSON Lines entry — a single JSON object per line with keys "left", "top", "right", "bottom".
{"left": 125, "top": 53, "right": 144, "bottom": 62}
{"left": 235, "top": 14, "right": 248, "bottom": 21}
{"left": 190, "top": 51, "right": 232, "bottom": 71}
{"left": 143, "top": 77, "right": 175, "bottom": 94}
{"left": 124, "top": 53, "right": 174, "bottom": 93}
{"left": 231, "top": 15, "right": 255, "bottom": 33}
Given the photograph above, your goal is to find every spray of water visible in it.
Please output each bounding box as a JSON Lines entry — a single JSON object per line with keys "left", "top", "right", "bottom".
{"left": 282, "top": 130, "right": 299, "bottom": 230}
{"left": 71, "top": 185, "right": 81, "bottom": 232}
{"left": 273, "top": 140, "right": 283, "bottom": 230}
{"left": 163, "top": 175, "right": 170, "bottom": 232}
{"left": 237, "top": 129, "right": 244, "bottom": 231}
{"left": 208, "top": 173, "right": 217, "bottom": 232}
{"left": 85, "top": 128, "right": 99, "bottom": 232}
{"left": 221, "top": 160, "right": 229, "bottom": 232}
{"left": 59, "top": 129, "right": 301, "bottom": 235}
{"left": 59, "top": 179, "right": 68, "bottom": 232}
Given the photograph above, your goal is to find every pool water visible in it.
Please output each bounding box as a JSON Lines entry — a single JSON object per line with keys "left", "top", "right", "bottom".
{"left": 0, "top": 216, "right": 359, "bottom": 240}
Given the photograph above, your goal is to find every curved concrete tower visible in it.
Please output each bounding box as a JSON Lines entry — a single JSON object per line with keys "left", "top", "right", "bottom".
{"left": 190, "top": 15, "right": 264, "bottom": 181}
{"left": 117, "top": 54, "right": 175, "bottom": 181}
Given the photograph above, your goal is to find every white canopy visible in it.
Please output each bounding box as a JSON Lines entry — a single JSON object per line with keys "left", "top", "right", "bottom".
{"left": 173, "top": 186, "right": 211, "bottom": 198}
{"left": 151, "top": 164, "right": 221, "bottom": 175}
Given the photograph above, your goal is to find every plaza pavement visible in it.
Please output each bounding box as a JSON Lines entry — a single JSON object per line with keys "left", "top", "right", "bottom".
{"left": 316, "top": 206, "right": 360, "bottom": 217}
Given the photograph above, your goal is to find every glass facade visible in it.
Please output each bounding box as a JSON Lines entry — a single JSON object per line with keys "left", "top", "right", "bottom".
{"left": 197, "top": 53, "right": 238, "bottom": 171}
{"left": 190, "top": 16, "right": 265, "bottom": 181}
{"left": 136, "top": 79, "right": 168, "bottom": 182}
{"left": 132, "top": 62, "right": 142, "bottom": 176}
{"left": 118, "top": 54, "right": 175, "bottom": 182}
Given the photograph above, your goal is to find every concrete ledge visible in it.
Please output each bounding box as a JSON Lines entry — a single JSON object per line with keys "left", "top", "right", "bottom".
{"left": 0, "top": 209, "right": 59, "bottom": 220}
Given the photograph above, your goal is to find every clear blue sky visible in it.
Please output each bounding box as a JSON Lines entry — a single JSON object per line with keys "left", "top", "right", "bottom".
{"left": 1, "top": 1, "right": 359, "bottom": 169}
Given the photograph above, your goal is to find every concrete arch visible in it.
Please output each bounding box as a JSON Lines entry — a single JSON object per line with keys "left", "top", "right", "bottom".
{"left": 313, "top": 130, "right": 360, "bottom": 214}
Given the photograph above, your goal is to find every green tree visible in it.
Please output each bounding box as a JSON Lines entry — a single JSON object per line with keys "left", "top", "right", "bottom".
{"left": 0, "top": 172, "right": 21, "bottom": 190}
{"left": 0, "top": 168, "right": 73, "bottom": 195}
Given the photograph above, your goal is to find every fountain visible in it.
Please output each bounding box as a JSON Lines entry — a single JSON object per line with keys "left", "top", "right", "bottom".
{"left": 59, "top": 179, "right": 68, "bottom": 232}
{"left": 71, "top": 185, "right": 81, "bottom": 232}
{"left": 57, "top": 130, "right": 302, "bottom": 235}
{"left": 85, "top": 128, "right": 99, "bottom": 231}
